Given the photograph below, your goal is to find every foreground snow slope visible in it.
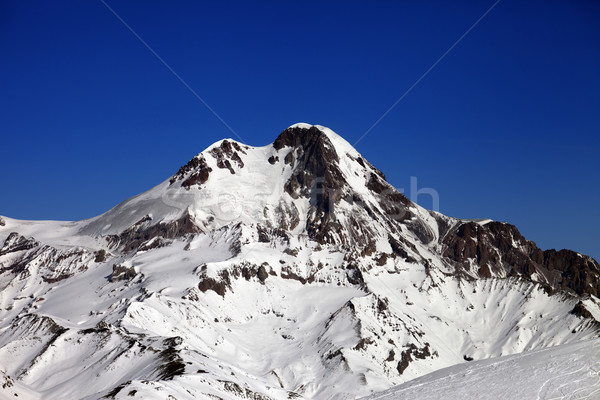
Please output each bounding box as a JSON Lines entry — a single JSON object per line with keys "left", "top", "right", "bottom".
{"left": 360, "top": 338, "right": 600, "bottom": 400}
{"left": 1, "top": 124, "right": 599, "bottom": 399}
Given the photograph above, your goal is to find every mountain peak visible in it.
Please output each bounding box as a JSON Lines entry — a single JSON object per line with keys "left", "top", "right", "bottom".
{"left": 273, "top": 123, "right": 335, "bottom": 153}
{"left": 275, "top": 123, "right": 359, "bottom": 158}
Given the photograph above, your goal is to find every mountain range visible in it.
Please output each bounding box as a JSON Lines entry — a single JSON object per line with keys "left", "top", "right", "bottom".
{"left": 1, "top": 123, "right": 599, "bottom": 399}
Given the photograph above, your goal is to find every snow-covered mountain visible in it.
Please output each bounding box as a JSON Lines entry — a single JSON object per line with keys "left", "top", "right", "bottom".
{"left": 1, "top": 123, "right": 599, "bottom": 399}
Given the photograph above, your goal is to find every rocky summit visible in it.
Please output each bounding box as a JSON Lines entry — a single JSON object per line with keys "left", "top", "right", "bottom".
{"left": 1, "top": 123, "right": 599, "bottom": 399}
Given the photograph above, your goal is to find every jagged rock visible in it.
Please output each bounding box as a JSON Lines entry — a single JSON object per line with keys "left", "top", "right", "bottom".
{"left": 94, "top": 249, "right": 107, "bottom": 262}
{"left": 0, "top": 232, "right": 39, "bottom": 256}
{"left": 571, "top": 301, "right": 593, "bottom": 319}
{"left": 106, "top": 212, "right": 201, "bottom": 253}
{"left": 397, "top": 351, "right": 412, "bottom": 375}
{"left": 156, "top": 345, "right": 185, "bottom": 380}
{"left": 170, "top": 155, "right": 212, "bottom": 188}
{"left": 198, "top": 270, "right": 231, "bottom": 296}
{"left": 109, "top": 263, "right": 136, "bottom": 282}
{"left": 209, "top": 140, "right": 245, "bottom": 174}
{"left": 257, "top": 265, "right": 268, "bottom": 282}
{"left": 442, "top": 221, "right": 600, "bottom": 296}
{"left": 386, "top": 349, "right": 395, "bottom": 362}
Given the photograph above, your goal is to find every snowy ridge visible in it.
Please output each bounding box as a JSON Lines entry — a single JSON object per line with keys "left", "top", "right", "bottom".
{"left": 0, "top": 124, "right": 599, "bottom": 399}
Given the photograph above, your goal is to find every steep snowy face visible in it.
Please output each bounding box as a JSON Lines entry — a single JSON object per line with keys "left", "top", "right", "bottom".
{"left": 1, "top": 123, "right": 600, "bottom": 400}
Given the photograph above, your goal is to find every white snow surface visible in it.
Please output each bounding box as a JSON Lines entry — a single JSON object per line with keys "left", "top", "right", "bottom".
{"left": 360, "top": 338, "right": 600, "bottom": 400}
{"left": 0, "top": 124, "right": 598, "bottom": 399}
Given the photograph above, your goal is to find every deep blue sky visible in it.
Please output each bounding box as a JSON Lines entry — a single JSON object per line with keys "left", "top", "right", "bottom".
{"left": 1, "top": 1, "right": 599, "bottom": 261}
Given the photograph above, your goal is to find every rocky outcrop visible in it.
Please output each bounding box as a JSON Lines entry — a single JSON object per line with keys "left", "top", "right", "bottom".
{"left": 109, "top": 263, "right": 136, "bottom": 282}
{"left": 441, "top": 221, "right": 600, "bottom": 296}
{"left": 0, "top": 236, "right": 90, "bottom": 282}
{"left": 106, "top": 212, "right": 201, "bottom": 253}
{"left": 274, "top": 126, "right": 345, "bottom": 244}
{"left": 155, "top": 338, "right": 186, "bottom": 380}
{"left": 544, "top": 249, "right": 600, "bottom": 296}
{"left": 273, "top": 126, "right": 383, "bottom": 250}
{"left": 170, "top": 155, "right": 212, "bottom": 189}
{"left": 396, "top": 343, "right": 434, "bottom": 375}
{"left": 209, "top": 140, "right": 246, "bottom": 174}
{"left": 0, "top": 232, "right": 39, "bottom": 257}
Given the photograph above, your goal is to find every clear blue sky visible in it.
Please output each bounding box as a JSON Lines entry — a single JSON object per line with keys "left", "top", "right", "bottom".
{"left": 1, "top": 1, "right": 599, "bottom": 261}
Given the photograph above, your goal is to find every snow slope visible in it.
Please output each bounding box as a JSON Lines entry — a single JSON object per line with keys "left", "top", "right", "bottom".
{"left": 360, "top": 338, "right": 600, "bottom": 400}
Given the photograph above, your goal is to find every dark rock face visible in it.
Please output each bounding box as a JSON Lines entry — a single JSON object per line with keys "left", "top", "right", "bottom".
{"left": 170, "top": 140, "right": 247, "bottom": 187}
{"left": 274, "top": 126, "right": 428, "bottom": 249}
{"left": 388, "top": 236, "right": 418, "bottom": 262}
{"left": 257, "top": 225, "right": 290, "bottom": 245}
{"left": 170, "top": 155, "right": 212, "bottom": 188}
{"left": 94, "top": 249, "right": 107, "bottom": 263}
{"left": 106, "top": 213, "right": 201, "bottom": 253}
{"left": 544, "top": 249, "right": 600, "bottom": 296}
{"left": 42, "top": 273, "right": 74, "bottom": 283}
{"left": 198, "top": 270, "right": 231, "bottom": 297}
{"left": 156, "top": 341, "right": 186, "bottom": 380}
{"left": 346, "top": 263, "right": 365, "bottom": 286}
{"left": 571, "top": 301, "right": 594, "bottom": 319}
{"left": 442, "top": 221, "right": 600, "bottom": 296}
{"left": 366, "top": 172, "right": 412, "bottom": 219}
{"left": 209, "top": 140, "right": 245, "bottom": 175}
{"left": 276, "top": 127, "right": 342, "bottom": 196}
{"left": 198, "top": 277, "right": 227, "bottom": 296}
{"left": 109, "top": 263, "right": 136, "bottom": 282}
{"left": 385, "top": 349, "right": 395, "bottom": 362}
{"left": 0, "top": 232, "right": 39, "bottom": 257}
{"left": 0, "top": 217, "right": 5, "bottom": 226}
{"left": 396, "top": 351, "right": 411, "bottom": 375}
{"left": 396, "top": 343, "right": 433, "bottom": 375}
{"left": 138, "top": 237, "right": 171, "bottom": 252}
{"left": 183, "top": 158, "right": 212, "bottom": 188}
{"left": 280, "top": 266, "right": 309, "bottom": 284}
{"left": 257, "top": 265, "right": 268, "bottom": 282}
{"left": 196, "top": 265, "right": 231, "bottom": 297}
{"left": 273, "top": 126, "right": 345, "bottom": 243}
{"left": 275, "top": 126, "right": 386, "bottom": 251}
{"left": 228, "top": 262, "right": 270, "bottom": 285}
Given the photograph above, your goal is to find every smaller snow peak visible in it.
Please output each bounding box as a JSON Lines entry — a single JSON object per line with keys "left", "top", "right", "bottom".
{"left": 207, "top": 138, "right": 248, "bottom": 155}
{"left": 208, "top": 139, "right": 246, "bottom": 175}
